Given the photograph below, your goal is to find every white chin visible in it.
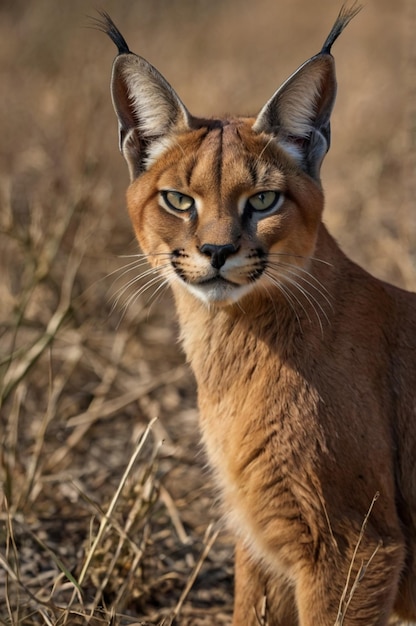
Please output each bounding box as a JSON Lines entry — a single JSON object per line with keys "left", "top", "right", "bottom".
{"left": 186, "top": 280, "right": 253, "bottom": 305}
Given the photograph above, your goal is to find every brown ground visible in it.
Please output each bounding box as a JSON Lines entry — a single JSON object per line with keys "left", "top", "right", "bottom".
{"left": 0, "top": 0, "right": 414, "bottom": 624}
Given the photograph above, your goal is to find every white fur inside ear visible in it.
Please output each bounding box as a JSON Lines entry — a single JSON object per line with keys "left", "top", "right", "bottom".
{"left": 144, "top": 135, "right": 177, "bottom": 168}
{"left": 254, "top": 64, "right": 326, "bottom": 140}
{"left": 253, "top": 55, "right": 336, "bottom": 177}
{"left": 278, "top": 140, "right": 305, "bottom": 164}
{"left": 278, "top": 72, "right": 323, "bottom": 137}
{"left": 111, "top": 53, "right": 192, "bottom": 179}
{"left": 123, "top": 66, "right": 174, "bottom": 136}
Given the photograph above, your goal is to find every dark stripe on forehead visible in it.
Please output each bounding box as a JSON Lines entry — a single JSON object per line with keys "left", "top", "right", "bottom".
{"left": 184, "top": 154, "right": 197, "bottom": 188}
{"left": 216, "top": 126, "right": 224, "bottom": 191}
{"left": 222, "top": 123, "right": 259, "bottom": 190}
{"left": 183, "top": 127, "right": 209, "bottom": 188}
{"left": 233, "top": 125, "right": 258, "bottom": 188}
{"left": 247, "top": 156, "right": 259, "bottom": 189}
{"left": 188, "top": 126, "right": 224, "bottom": 193}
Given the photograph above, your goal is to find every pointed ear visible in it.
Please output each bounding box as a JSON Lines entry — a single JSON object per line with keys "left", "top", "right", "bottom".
{"left": 110, "top": 53, "right": 192, "bottom": 179}
{"left": 253, "top": 54, "right": 336, "bottom": 179}
{"left": 98, "top": 12, "right": 192, "bottom": 179}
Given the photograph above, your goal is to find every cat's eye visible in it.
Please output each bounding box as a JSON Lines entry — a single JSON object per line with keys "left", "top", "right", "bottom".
{"left": 162, "top": 190, "right": 195, "bottom": 212}
{"left": 247, "top": 191, "right": 283, "bottom": 213}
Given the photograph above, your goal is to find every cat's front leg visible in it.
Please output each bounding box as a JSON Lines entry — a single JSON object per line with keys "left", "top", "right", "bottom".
{"left": 232, "top": 540, "right": 298, "bottom": 626}
{"left": 294, "top": 532, "right": 405, "bottom": 626}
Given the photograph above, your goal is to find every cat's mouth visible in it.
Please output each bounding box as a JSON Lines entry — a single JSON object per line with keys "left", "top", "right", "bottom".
{"left": 170, "top": 256, "right": 260, "bottom": 305}
{"left": 183, "top": 274, "right": 254, "bottom": 306}
{"left": 198, "top": 276, "right": 239, "bottom": 287}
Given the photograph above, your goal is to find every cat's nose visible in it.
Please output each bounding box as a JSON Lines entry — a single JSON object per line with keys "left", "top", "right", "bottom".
{"left": 199, "top": 243, "right": 238, "bottom": 270}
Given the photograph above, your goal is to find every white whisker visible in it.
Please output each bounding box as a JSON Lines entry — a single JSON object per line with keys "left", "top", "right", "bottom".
{"left": 117, "top": 251, "right": 170, "bottom": 261}
{"left": 267, "top": 266, "right": 330, "bottom": 336}
{"left": 116, "top": 270, "right": 172, "bottom": 327}
{"left": 233, "top": 298, "right": 247, "bottom": 315}
{"left": 112, "top": 263, "right": 167, "bottom": 297}
{"left": 110, "top": 263, "right": 171, "bottom": 313}
{"left": 102, "top": 256, "right": 151, "bottom": 291}
{"left": 121, "top": 269, "right": 170, "bottom": 308}
{"left": 264, "top": 270, "right": 309, "bottom": 331}
{"left": 256, "top": 136, "right": 275, "bottom": 163}
{"left": 107, "top": 249, "right": 175, "bottom": 327}
{"left": 107, "top": 258, "right": 152, "bottom": 282}
{"left": 268, "top": 261, "right": 333, "bottom": 308}
{"left": 145, "top": 275, "right": 174, "bottom": 318}
{"left": 261, "top": 279, "right": 302, "bottom": 333}
{"left": 286, "top": 275, "right": 325, "bottom": 335}
{"left": 268, "top": 252, "right": 333, "bottom": 267}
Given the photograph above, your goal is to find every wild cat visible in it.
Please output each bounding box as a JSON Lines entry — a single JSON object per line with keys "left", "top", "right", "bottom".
{"left": 98, "top": 6, "right": 416, "bottom": 625}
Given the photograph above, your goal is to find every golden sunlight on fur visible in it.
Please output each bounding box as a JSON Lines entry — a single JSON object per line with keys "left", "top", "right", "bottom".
{"left": 99, "top": 5, "right": 416, "bottom": 625}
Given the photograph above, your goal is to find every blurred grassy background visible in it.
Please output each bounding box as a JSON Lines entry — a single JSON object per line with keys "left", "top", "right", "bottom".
{"left": 0, "top": 1, "right": 414, "bottom": 624}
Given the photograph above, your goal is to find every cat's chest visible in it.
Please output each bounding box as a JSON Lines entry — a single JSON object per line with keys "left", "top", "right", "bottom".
{"left": 185, "top": 313, "right": 317, "bottom": 468}
{"left": 198, "top": 376, "right": 324, "bottom": 573}
{"left": 196, "top": 354, "right": 320, "bottom": 482}
{"left": 180, "top": 306, "right": 327, "bottom": 566}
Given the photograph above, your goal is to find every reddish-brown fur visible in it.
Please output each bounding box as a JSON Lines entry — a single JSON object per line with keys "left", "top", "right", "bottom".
{"left": 101, "top": 7, "right": 416, "bottom": 624}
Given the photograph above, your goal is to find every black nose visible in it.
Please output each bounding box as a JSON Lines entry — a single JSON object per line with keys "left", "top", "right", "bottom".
{"left": 200, "top": 243, "right": 237, "bottom": 269}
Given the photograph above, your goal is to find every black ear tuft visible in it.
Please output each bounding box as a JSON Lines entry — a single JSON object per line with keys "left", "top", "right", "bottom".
{"left": 92, "top": 11, "right": 131, "bottom": 55}
{"left": 253, "top": 4, "right": 360, "bottom": 179}
{"left": 320, "top": 3, "right": 362, "bottom": 55}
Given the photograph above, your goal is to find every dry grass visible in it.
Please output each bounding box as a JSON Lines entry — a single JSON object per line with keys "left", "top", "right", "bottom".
{"left": 0, "top": 0, "right": 414, "bottom": 624}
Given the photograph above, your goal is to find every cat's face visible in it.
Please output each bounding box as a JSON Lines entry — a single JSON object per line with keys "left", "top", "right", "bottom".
{"left": 127, "top": 120, "right": 323, "bottom": 306}
{"left": 101, "top": 13, "right": 339, "bottom": 307}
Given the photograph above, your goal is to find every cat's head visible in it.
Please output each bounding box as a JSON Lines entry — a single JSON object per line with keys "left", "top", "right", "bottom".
{"left": 100, "top": 8, "right": 358, "bottom": 307}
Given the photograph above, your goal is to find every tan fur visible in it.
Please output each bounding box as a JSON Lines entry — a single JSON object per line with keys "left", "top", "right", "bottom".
{"left": 101, "top": 7, "right": 416, "bottom": 625}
